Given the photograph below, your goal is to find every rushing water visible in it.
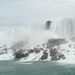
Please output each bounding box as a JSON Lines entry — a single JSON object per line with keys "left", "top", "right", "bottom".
{"left": 0, "top": 61, "right": 75, "bottom": 75}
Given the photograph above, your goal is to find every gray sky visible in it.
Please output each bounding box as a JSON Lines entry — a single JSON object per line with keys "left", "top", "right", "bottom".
{"left": 0, "top": 0, "right": 75, "bottom": 27}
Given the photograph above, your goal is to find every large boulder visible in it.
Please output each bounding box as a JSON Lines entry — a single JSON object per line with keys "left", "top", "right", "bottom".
{"left": 50, "top": 48, "right": 57, "bottom": 56}
{"left": 40, "top": 51, "right": 48, "bottom": 60}
{"left": 47, "top": 38, "right": 68, "bottom": 48}
{"left": 58, "top": 53, "right": 65, "bottom": 59}
{"left": 15, "top": 52, "right": 29, "bottom": 59}
{"left": 51, "top": 56, "right": 59, "bottom": 60}
{"left": 29, "top": 49, "right": 34, "bottom": 53}
{"left": 34, "top": 48, "right": 40, "bottom": 53}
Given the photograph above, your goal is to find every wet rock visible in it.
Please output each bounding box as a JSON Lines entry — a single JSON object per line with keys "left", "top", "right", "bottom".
{"left": 45, "top": 21, "right": 52, "bottom": 30}
{"left": 15, "top": 51, "right": 29, "bottom": 59}
{"left": 23, "top": 53, "right": 29, "bottom": 57}
{"left": 48, "top": 38, "right": 68, "bottom": 47}
{"left": 58, "top": 53, "right": 65, "bottom": 59}
{"left": 61, "top": 49, "right": 65, "bottom": 51}
{"left": 67, "top": 50, "right": 69, "bottom": 52}
{"left": 51, "top": 56, "right": 59, "bottom": 60}
{"left": 40, "top": 51, "right": 48, "bottom": 60}
{"left": 69, "top": 45, "right": 71, "bottom": 47}
{"left": 16, "top": 52, "right": 25, "bottom": 59}
{"left": 34, "top": 48, "right": 40, "bottom": 53}
{"left": 39, "top": 48, "right": 44, "bottom": 51}
{"left": 35, "top": 50, "right": 40, "bottom": 53}
{"left": 29, "top": 49, "right": 34, "bottom": 53}
{"left": 50, "top": 48, "right": 57, "bottom": 56}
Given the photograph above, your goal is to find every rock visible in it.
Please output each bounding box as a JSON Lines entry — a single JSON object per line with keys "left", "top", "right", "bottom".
{"left": 16, "top": 52, "right": 24, "bottom": 59}
{"left": 67, "top": 50, "right": 69, "bottom": 52}
{"left": 29, "top": 49, "right": 34, "bottom": 53}
{"left": 3, "top": 48, "right": 7, "bottom": 51}
{"left": 61, "top": 49, "right": 65, "bottom": 51}
{"left": 51, "top": 56, "right": 60, "bottom": 60}
{"left": 34, "top": 48, "right": 40, "bottom": 53}
{"left": 40, "top": 51, "right": 48, "bottom": 60}
{"left": 48, "top": 38, "right": 68, "bottom": 47}
{"left": 50, "top": 48, "right": 57, "bottom": 56}
{"left": 45, "top": 21, "right": 52, "bottom": 30}
{"left": 58, "top": 54, "right": 65, "bottom": 59}
{"left": 69, "top": 45, "right": 71, "bottom": 47}
{"left": 39, "top": 48, "right": 44, "bottom": 51}
{"left": 35, "top": 50, "right": 40, "bottom": 53}
{"left": 43, "top": 51, "right": 48, "bottom": 55}
{"left": 23, "top": 53, "right": 29, "bottom": 57}
{"left": 15, "top": 52, "right": 29, "bottom": 59}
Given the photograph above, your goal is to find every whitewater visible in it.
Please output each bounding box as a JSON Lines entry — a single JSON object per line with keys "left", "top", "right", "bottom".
{"left": 0, "top": 17, "right": 75, "bottom": 63}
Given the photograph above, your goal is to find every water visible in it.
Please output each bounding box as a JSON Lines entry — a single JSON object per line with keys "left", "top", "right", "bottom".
{"left": 0, "top": 61, "right": 75, "bottom": 75}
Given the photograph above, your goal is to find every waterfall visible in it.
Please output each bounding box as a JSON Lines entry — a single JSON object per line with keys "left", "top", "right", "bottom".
{"left": 50, "top": 17, "right": 75, "bottom": 39}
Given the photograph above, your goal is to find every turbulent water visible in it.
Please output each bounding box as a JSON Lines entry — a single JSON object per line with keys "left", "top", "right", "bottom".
{"left": 0, "top": 17, "right": 75, "bottom": 61}
{"left": 0, "top": 61, "right": 75, "bottom": 75}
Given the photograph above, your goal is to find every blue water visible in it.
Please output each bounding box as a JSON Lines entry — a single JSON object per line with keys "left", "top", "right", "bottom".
{"left": 0, "top": 61, "right": 75, "bottom": 75}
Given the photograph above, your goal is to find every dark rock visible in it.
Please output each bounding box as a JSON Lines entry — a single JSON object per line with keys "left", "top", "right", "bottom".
{"left": 15, "top": 51, "right": 29, "bottom": 59}
{"left": 45, "top": 21, "right": 52, "bottom": 30}
{"left": 16, "top": 52, "right": 24, "bottom": 59}
{"left": 69, "top": 45, "right": 71, "bottom": 47}
{"left": 48, "top": 38, "right": 68, "bottom": 47}
{"left": 3, "top": 48, "right": 7, "bottom": 51}
{"left": 23, "top": 53, "right": 29, "bottom": 57}
{"left": 59, "top": 54, "right": 65, "bottom": 59}
{"left": 61, "top": 49, "right": 65, "bottom": 51}
{"left": 40, "top": 51, "right": 48, "bottom": 60}
{"left": 39, "top": 48, "right": 44, "bottom": 51}
{"left": 35, "top": 50, "right": 40, "bottom": 53}
{"left": 50, "top": 48, "right": 57, "bottom": 56}
{"left": 29, "top": 49, "right": 34, "bottom": 53}
{"left": 43, "top": 51, "right": 48, "bottom": 55}
{"left": 34, "top": 48, "right": 40, "bottom": 53}
{"left": 51, "top": 56, "right": 60, "bottom": 60}
{"left": 67, "top": 50, "right": 69, "bottom": 52}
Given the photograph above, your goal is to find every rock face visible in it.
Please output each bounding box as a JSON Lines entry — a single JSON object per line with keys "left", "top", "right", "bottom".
{"left": 29, "top": 49, "right": 34, "bottom": 53}
{"left": 15, "top": 52, "right": 29, "bottom": 59}
{"left": 50, "top": 48, "right": 57, "bottom": 56}
{"left": 40, "top": 51, "right": 48, "bottom": 60}
{"left": 45, "top": 21, "right": 52, "bottom": 30}
{"left": 47, "top": 38, "right": 68, "bottom": 48}
{"left": 50, "top": 48, "right": 65, "bottom": 60}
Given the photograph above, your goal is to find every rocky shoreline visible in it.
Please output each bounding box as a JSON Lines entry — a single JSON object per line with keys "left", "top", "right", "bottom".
{"left": 1, "top": 38, "right": 75, "bottom": 61}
